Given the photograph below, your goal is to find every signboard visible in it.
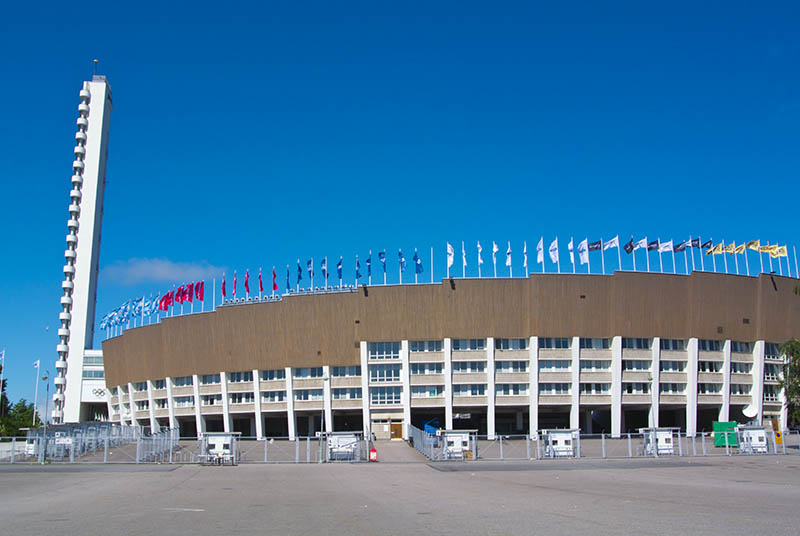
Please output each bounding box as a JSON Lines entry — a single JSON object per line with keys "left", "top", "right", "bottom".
{"left": 54, "top": 432, "right": 73, "bottom": 446}
{"left": 453, "top": 413, "right": 471, "bottom": 420}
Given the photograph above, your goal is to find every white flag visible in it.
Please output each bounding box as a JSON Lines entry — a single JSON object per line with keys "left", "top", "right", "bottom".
{"left": 549, "top": 237, "right": 559, "bottom": 263}
{"left": 634, "top": 238, "right": 647, "bottom": 250}
{"left": 505, "top": 241, "right": 512, "bottom": 266}
{"left": 523, "top": 241, "right": 528, "bottom": 269}
{"left": 477, "top": 241, "right": 484, "bottom": 265}
{"left": 537, "top": 237, "right": 544, "bottom": 264}
{"left": 578, "top": 238, "right": 589, "bottom": 265}
{"left": 568, "top": 237, "right": 575, "bottom": 264}
{"left": 33, "top": 359, "right": 40, "bottom": 368}
{"left": 446, "top": 242, "right": 454, "bottom": 268}
{"left": 492, "top": 241, "right": 499, "bottom": 264}
{"left": 659, "top": 240, "right": 674, "bottom": 253}
{"left": 462, "top": 241, "right": 467, "bottom": 267}
{"left": 604, "top": 235, "right": 619, "bottom": 250}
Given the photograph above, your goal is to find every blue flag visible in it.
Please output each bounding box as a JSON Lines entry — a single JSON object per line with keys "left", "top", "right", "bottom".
{"left": 413, "top": 249, "right": 423, "bottom": 274}
{"left": 297, "top": 259, "right": 302, "bottom": 283}
{"left": 307, "top": 259, "right": 313, "bottom": 278}
{"left": 378, "top": 250, "right": 386, "bottom": 273}
{"left": 337, "top": 256, "right": 343, "bottom": 279}
{"left": 366, "top": 251, "right": 372, "bottom": 277}
{"left": 356, "top": 256, "right": 362, "bottom": 279}
{"left": 286, "top": 265, "right": 290, "bottom": 290}
{"left": 321, "top": 257, "right": 328, "bottom": 279}
{"left": 399, "top": 249, "right": 406, "bottom": 272}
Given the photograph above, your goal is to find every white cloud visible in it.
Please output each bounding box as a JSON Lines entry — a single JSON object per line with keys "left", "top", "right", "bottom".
{"left": 101, "top": 258, "right": 225, "bottom": 286}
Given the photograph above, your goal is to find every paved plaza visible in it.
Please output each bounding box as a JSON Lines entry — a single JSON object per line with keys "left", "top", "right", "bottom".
{"left": 1, "top": 455, "right": 799, "bottom": 535}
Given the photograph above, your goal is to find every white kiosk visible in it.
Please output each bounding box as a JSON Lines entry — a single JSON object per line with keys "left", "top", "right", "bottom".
{"left": 736, "top": 425, "right": 769, "bottom": 454}
{"left": 639, "top": 427, "right": 678, "bottom": 456}
{"left": 540, "top": 429, "right": 579, "bottom": 458}
{"left": 436, "top": 429, "right": 476, "bottom": 460}
{"left": 324, "top": 432, "right": 364, "bottom": 461}
{"left": 200, "top": 432, "right": 241, "bottom": 465}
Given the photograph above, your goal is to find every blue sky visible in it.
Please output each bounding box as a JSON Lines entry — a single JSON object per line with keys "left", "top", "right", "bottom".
{"left": 1, "top": 2, "right": 798, "bottom": 407}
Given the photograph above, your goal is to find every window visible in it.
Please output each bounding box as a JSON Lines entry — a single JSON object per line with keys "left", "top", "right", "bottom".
{"left": 622, "top": 382, "right": 650, "bottom": 394}
{"left": 134, "top": 381, "right": 147, "bottom": 391}
{"left": 699, "top": 339, "right": 721, "bottom": 352}
{"left": 261, "top": 369, "right": 286, "bottom": 381}
{"left": 370, "top": 386, "right": 402, "bottom": 404}
{"left": 173, "top": 376, "right": 193, "bottom": 387}
{"left": 332, "top": 388, "right": 362, "bottom": 400}
{"left": 660, "top": 360, "right": 686, "bottom": 372}
{"left": 83, "top": 354, "right": 104, "bottom": 365}
{"left": 660, "top": 339, "right": 685, "bottom": 351}
{"left": 731, "top": 362, "right": 752, "bottom": 374}
{"left": 229, "top": 392, "right": 255, "bottom": 404}
{"left": 119, "top": 386, "right": 129, "bottom": 394}
{"left": 580, "top": 360, "right": 611, "bottom": 371}
{"left": 228, "top": 371, "right": 253, "bottom": 383}
{"left": 698, "top": 361, "right": 723, "bottom": 373}
{"left": 496, "top": 383, "right": 528, "bottom": 396}
{"left": 410, "top": 363, "right": 443, "bottom": 375}
{"left": 495, "top": 361, "right": 528, "bottom": 373}
{"left": 453, "top": 384, "right": 486, "bottom": 396}
{"left": 731, "top": 341, "right": 752, "bottom": 353}
{"left": 135, "top": 400, "right": 149, "bottom": 411}
{"left": 538, "top": 360, "right": 571, "bottom": 372}
{"left": 698, "top": 383, "right": 722, "bottom": 394}
{"left": 764, "top": 364, "right": 781, "bottom": 381}
{"left": 82, "top": 370, "right": 105, "bottom": 379}
{"left": 109, "top": 387, "right": 118, "bottom": 396}
{"left": 659, "top": 383, "right": 686, "bottom": 394}
{"left": 452, "top": 339, "right": 486, "bottom": 351}
{"left": 539, "top": 383, "right": 571, "bottom": 395}
{"left": 153, "top": 379, "right": 166, "bottom": 390}
{"left": 730, "top": 384, "right": 752, "bottom": 395}
{"left": 368, "top": 341, "right": 401, "bottom": 359}
{"left": 495, "top": 338, "right": 528, "bottom": 350}
{"left": 410, "top": 340, "right": 443, "bottom": 352}
{"left": 622, "top": 338, "right": 650, "bottom": 350}
{"left": 623, "top": 360, "right": 650, "bottom": 371}
{"left": 764, "top": 386, "right": 780, "bottom": 402}
{"left": 293, "top": 367, "right": 324, "bottom": 379}
{"left": 154, "top": 398, "right": 168, "bottom": 409}
{"left": 201, "top": 394, "right": 222, "bottom": 406}
{"left": 332, "top": 366, "right": 361, "bottom": 377}
{"left": 765, "top": 343, "right": 782, "bottom": 359}
{"left": 174, "top": 396, "right": 194, "bottom": 407}
{"left": 201, "top": 374, "right": 221, "bottom": 385}
{"left": 452, "top": 361, "right": 486, "bottom": 373}
{"left": 580, "top": 338, "right": 610, "bottom": 349}
{"left": 262, "top": 391, "right": 286, "bottom": 403}
{"left": 294, "top": 389, "right": 323, "bottom": 401}
{"left": 411, "top": 386, "right": 443, "bottom": 398}
{"left": 580, "top": 383, "right": 611, "bottom": 395}
{"left": 539, "top": 337, "right": 570, "bottom": 349}
{"left": 369, "top": 364, "right": 401, "bottom": 382}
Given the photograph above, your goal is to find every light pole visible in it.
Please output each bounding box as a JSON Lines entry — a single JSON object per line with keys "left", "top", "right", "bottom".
{"left": 41, "top": 370, "right": 50, "bottom": 464}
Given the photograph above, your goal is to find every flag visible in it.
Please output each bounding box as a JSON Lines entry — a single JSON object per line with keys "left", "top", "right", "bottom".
{"left": 321, "top": 257, "right": 328, "bottom": 280}
{"left": 366, "top": 252, "right": 372, "bottom": 277}
{"left": 647, "top": 240, "right": 659, "bottom": 251}
{"left": 461, "top": 242, "right": 467, "bottom": 268}
{"left": 549, "top": 237, "right": 559, "bottom": 263}
{"left": 399, "top": 249, "right": 406, "bottom": 272}
{"left": 523, "top": 242, "right": 528, "bottom": 269}
{"left": 675, "top": 240, "right": 690, "bottom": 252}
{"left": 772, "top": 245, "right": 788, "bottom": 258}
{"left": 659, "top": 240, "right": 673, "bottom": 253}
{"left": 492, "top": 241, "right": 499, "bottom": 265}
{"left": 337, "top": 256, "right": 343, "bottom": 279}
{"left": 258, "top": 269, "right": 263, "bottom": 293}
{"left": 379, "top": 250, "right": 386, "bottom": 272}
{"left": 758, "top": 245, "right": 772, "bottom": 253}
{"left": 722, "top": 243, "right": 735, "bottom": 254}
{"left": 272, "top": 267, "right": 278, "bottom": 291}
{"left": 701, "top": 239, "right": 713, "bottom": 249}
{"left": 706, "top": 243, "right": 723, "bottom": 255}
{"left": 477, "top": 241, "right": 484, "bottom": 265}
{"left": 413, "top": 249, "right": 423, "bottom": 274}
{"left": 356, "top": 256, "right": 362, "bottom": 279}
{"left": 623, "top": 238, "right": 634, "bottom": 254}
{"left": 604, "top": 236, "right": 619, "bottom": 250}
{"left": 568, "top": 237, "right": 575, "bottom": 265}
{"left": 307, "top": 259, "right": 314, "bottom": 279}
{"left": 634, "top": 238, "right": 647, "bottom": 250}
{"left": 245, "top": 269, "right": 250, "bottom": 294}
{"left": 577, "top": 238, "right": 589, "bottom": 264}
{"left": 185, "top": 282, "right": 194, "bottom": 303}
{"left": 746, "top": 240, "right": 760, "bottom": 251}
{"left": 588, "top": 240, "right": 602, "bottom": 251}
{"left": 33, "top": 359, "right": 40, "bottom": 368}
{"left": 195, "top": 281, "right": 204, "bottom": 301}
{"left": 175, "top": 285, "right": 184, "bottom": 304}
{"left": 536, "top": 237, "right": 544, "bottom": 264}
{"left": 734, "top": 244, "right": 745, "bottom": 254}
{"left": 159, "top": 292, "right": 171, "bottom": 310}
{"left": 233, "top": 271, "right": 237, "bottom": 296}
{"left": 691, "top": 238, "right": 701, "bottom": 248}
{"left": 285, "top": 265, "right": 290, "bottom": 290}
{"left": 505, "top": 242, "right": 512, "bottom": 266}
{"left": 446, "top": 242, "right": 454, "bottom": 268}
{"left": 296, "top": 260, "right": 302, "bottom": 284}
{"left": 222, "top": 273, "right": 226, "bottom": 297}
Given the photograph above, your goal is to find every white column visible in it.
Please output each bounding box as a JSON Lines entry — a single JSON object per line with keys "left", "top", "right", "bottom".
{"left": 444, "top": 337, "right": 453, "bottom": 430}
{"left": 359, "top": 342, "right": 370, "bottom": 437}
{"left": 686, "top": 338, "right": 699, "bottom": 436}
{"left": 400, "top": 341, "right": 411, "bottom": 439}
{"left": 146, "top": 380, "right": 158, "bottom": 431}
{"left": 720, "top": 340, "right": 731, "bottom": 422}
{"left": 570, "top": 337, "right": 580, "bottom": 430}
{"left": 529, "top": 336, "right": 539, "bottom": 435}
{"left": 322, "top": 365, "right": 333, "bottom": 433}
{"left": 165, "top": 377, "right": 176, "bottom": 430}
{"left": 752, "top": 341, "right": 765, "bottom": 425}
{"left": 192, "top": 374, "right": 203, "bottom": 435}
{"left": 611, "top": 336, "right": 622, "bottom": 437}
{"left": 117, "top": 385, "right": 125, "bottom": 426}
{"left": 220, "top": 372, "right": 231, "bottom": 433}
{"left": 104, "top": 389, "right": 114, "bottom": 428}
{"left": 650, "top": 338, "right": 660, "bottom": 427}
{"left": 127, "top": 382, "right": 136, "bottom": 427}
{"left": 487, "top": 337, "right": 496, "bottom": 439}
{"left": 285, "top": 367, "right": 296, "bottom": 440}
{"left": 252, "top": 369, "right": 263, "bottom": 439}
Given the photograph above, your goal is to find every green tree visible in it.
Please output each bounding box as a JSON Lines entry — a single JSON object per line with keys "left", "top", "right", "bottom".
{"left": 780, "top": 338, "right": 800, "bottom": 427}
{"left": 0, "top": 399, "right": 40, "bottom": 437}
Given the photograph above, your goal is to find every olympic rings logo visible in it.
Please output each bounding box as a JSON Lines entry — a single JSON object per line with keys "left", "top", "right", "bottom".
{"left": 92, "top": 388, "right": 106, "bottom": 397}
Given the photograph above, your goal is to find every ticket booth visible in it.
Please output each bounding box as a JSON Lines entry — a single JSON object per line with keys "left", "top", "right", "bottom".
{"left": 639, "top": 427, "right": 678, "bottom": 456}
{"left": 436, "top": 429, "right": 476, "bottom": 460}
{"left": 736, "top": 425, "right": 768, "bottom": 454}
{"left": 325, "top": 432, "right": 364, "bottom": 461}
{"left": 540, "top": 429, "right": 579, "bottom": 458}
{"left": 200, "top": 432, "right": 241, "bottom": 465}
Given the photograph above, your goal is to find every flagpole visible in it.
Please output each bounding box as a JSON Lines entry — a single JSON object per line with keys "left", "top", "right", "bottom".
{"left": 712, "top": 245, "right": 717, "bottom": 273}
{"left": 698, "top": 236, "right": 705, "bottom": 271}
{"left": 734, "top": 249, "right": 739, "bottom": 275}
{"left": 786, "top": 253, "right": 792, "bottom": 278}
{"left": 689, "top": 236, "right": 695, "bottom": 273}
{"left": 446, "top": 243, "right": 451, "bottom": 279}
{"left": 587, "top": 246, "right": 591, "bottom": 274}
{"left": 430, "top": 247, "right": 433, "bottom": 284}
{"left": 671, "top": 249, "right": 676, "bottom": 274}
{"left": 570, "top": 238, "right": 575, "bottom": 274}
{"left": 683, "top": 245, "right": 688, "bottom": 274}
{"left": 600, "top": 239, "right": 606, "bottom": 275}
{"left": 759, "top": 246, "right": 764, "bottom": 274}
{"left": 462, "top": 241, "right": 466, "bottom": 278}
{"left": 477, "top": 243, "right": 482, "bottom": 278}
{"left": 631, "top": 243, "right": 636, "bottom": 272}
{"left": 0, "top": 349, "right": 5, "bottom": 417}
{"left": 794, "top": 246, "right": 799, "bottom": 279}
{"left": 617, "top": 243, "right": 622, "bottom": 273}
{"left": 32, "top": 361, "right": 40, "bottom": 426}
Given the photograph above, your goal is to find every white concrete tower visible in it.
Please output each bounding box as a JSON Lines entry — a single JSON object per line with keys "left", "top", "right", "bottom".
{"left": 53, "top": 76, "right": 113, "bottom": 424}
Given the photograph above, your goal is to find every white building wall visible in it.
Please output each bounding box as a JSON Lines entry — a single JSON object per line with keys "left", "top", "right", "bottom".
{"left": 650, "top": 337, "right": 660, "bottom": 427}
{"left": 529, "top": 336, "right": 539, "bottom": 435}
{"left": 720, "top": 340, "right": 732, "bottom": 422}
{"left": 570, "top": 336, "right": 580, "bottom": 430}
{"left": 322, "top": 365, "right": 333, "bottom": 434}
{"left": 285, "top": 367, "right": 296, "bottom": 440}
{"left": 252, "top": 369, "right": 263, "bottom": 439}
{"left": 486, "top": 337, "right": 496, "bottom": 438}
{"left": 611, "top": 336, "right": 622, "bottom": 437}
{"left": 400, "top": 341, "right": 411, "bottom": 439}
{"left": 359, "top": 342, "right": 370, "bottom": 438}
{"left": 444, "top": 338, "right": 453, "bottom": 430}
{"left": 165, "top": 377, "right": 176, "bottom": 430}
{"left": 686, "top": 338, "right": 699, "bottom": 436}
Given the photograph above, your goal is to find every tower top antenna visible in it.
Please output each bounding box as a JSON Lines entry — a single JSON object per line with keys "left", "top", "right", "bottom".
{"left": 93, "top": 59, "right": 99, "bottom": 76}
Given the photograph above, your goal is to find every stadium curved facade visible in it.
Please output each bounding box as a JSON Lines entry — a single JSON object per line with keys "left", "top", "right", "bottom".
{"left": 102, "top": 271, "right": 800, "bottom": 439}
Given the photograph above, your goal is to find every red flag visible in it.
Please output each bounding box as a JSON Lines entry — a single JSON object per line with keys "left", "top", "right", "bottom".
{"left": 195, "top": 280, "right": 204, "bottom": 301}
{"left": 158, "top": 293, "right": 169, "bottom": 311}
{"left": 222, "top": 274, "right": 226, "bottom": 297}
{"left": 175, "top": 285, "right": 184, "bottom": 304}
{"left": 258, "top": 268, "right": 263, "bottom": 293}
{"left": 272, "top": 266, "right": 278, "bottom": 291}
{"left": 245, "top": 269, "right": 250, "bottom": 295}
{"left": 233, "top": 270, "right": 237, "bottom": 297}
{"left": 186, "top": 282, "right": 194, "bottom": 303}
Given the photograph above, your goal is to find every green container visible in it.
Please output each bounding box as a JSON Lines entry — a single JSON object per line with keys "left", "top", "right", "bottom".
{"left": 713, "top": 421, "right": 738, "bottom": 447}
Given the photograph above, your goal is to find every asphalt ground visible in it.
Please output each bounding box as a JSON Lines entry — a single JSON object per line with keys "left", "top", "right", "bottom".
{"left": 1, "top": 456, "right": 799, "bottom": 535}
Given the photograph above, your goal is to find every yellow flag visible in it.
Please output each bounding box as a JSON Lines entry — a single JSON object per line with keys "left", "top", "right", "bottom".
{"left": 759, "top": 245, "right": 772, "bottom": 253}
{"left": 708, "top": 243, "right": 723, "bottom": 255}
{"left": 746, "top": 240, "right": 760, "bottom": 251}
{"left": 770, "top": 245, "right": 788, "bottom": 258}
{"left": 723, "top": 243, "right": 736, "bottom": 254}
{"left": 734, "top": 244, "right": 745, "bottom": 254}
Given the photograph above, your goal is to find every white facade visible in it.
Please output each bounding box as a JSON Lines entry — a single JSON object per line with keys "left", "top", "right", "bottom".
{"left": 54, "top": 76, "right": 113, "bottom": 424}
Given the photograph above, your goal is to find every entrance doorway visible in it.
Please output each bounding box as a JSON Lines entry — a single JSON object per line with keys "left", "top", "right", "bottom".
{"left": 390, "top": 423, "right": 403, "bottom": 439}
